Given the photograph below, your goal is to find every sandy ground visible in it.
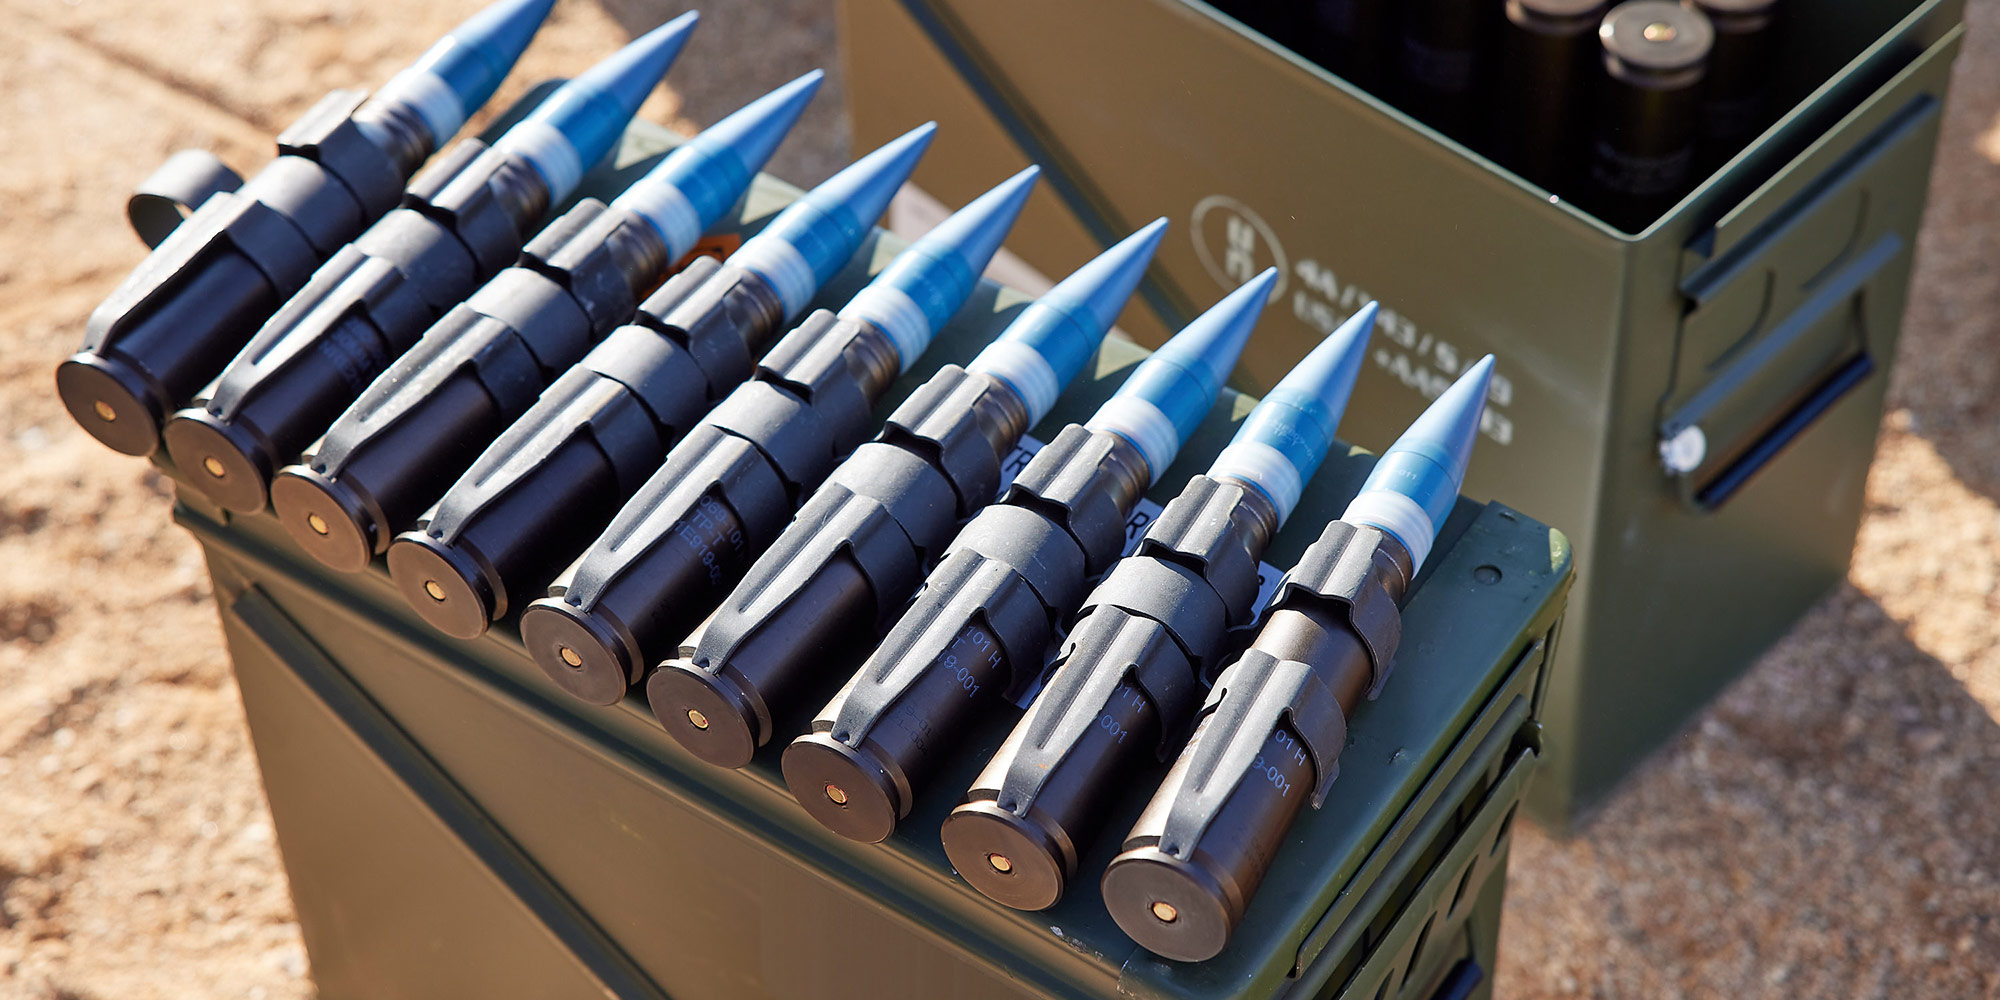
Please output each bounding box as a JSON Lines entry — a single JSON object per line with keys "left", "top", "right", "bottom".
{"left": 0, "top": 1, "right": 1994, "bottom": 998}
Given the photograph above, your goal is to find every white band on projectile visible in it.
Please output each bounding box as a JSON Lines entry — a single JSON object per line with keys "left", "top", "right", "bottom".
{"left": 1211, "top": 441, "right": 1303, "bottom": 524}
{"left": 375, "top": 67, "right": 466, "bottom": 148}
{"left": 495, "top": 120, "right": 584, "bottom": 201}
{"left": 968, "top": 340, "right": 1060, "bottom": 425}
{"left": 618, "top": 179, "right": 702, "bottom": 260}
{"left": 1342, "top": 488, "right": 1434, "bottom": 572}
{"left": 840, "top": 284, "right": 930, "bottom": 372}
{"left": 1088, "top": 395, "right": 1179, "bottom": 484}
{"left": 731, "top": 235, "right": 816, "bottom": 319}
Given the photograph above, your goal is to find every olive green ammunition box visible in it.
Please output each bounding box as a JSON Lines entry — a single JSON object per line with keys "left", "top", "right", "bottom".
{"left": 840, "top": 0, "right": 1963, "bottom": 828}
{"left": 171, "top": 121, "right": 1572, "bottom": 998}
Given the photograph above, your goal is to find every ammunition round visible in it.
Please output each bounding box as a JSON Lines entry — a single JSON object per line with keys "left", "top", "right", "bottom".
{"left": 386, "top": 533, "right": 499, "bottom": 640}
{"left": 940, "top": 801, "right": 1070, "bottom": 910}
{"left": 781, "top": 732, "right": 905, "bottom": 844}
{"left": 271, "top": 466, "right": 379, "bottom": 574}
{"left": 1494, "top": 0, "right": 1609, "bottom": 187}
{"left": 646, "top": 553, "right": 870, "bottom": 764}
{"left": 1395, "top": 0, "right": 1492, "bottom": 142}
{"left": 790, "top": 616, "right": 1016, "bottom": 843}
{"left": 62, "top": 230, "right": 283, "bottom": 457}
{"left": 56, "top": 354, "right": 168, "bottom": 458}
{"left": 1587, "top": 0, "right": 1714, "bottom": 227}
{"left": 521, "top": 599, "right": 644, "bottom": 706}
{"left": 1691, "top": 0, "right": 1779, "bottom": 170}
{"left": 1598, "top": 1, "right": 1713, "bottom": 98}
{"left": 274, "top": 339, "right": 533, "bottom": 575}
{"left": 646, "top": 659, "right": 766, "bottom": 768}
{"left": 1102, "top": 718, "right": 1316, "bottom": 962}
{"left": 946, "top": 675, "right": 1160, "bottom": 911}
{"left": 161, "top": 410, "right": 275, "bottom": 513}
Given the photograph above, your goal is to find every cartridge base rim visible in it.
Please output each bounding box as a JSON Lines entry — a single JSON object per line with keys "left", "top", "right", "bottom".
{"left": 522, "top": 599, "right": 639, "bottom": 706}
{"left": 781, "top": 733, "right": 903, "bottom": 844}
{"left": 647, "top": 659, "right": 762, "bottom": 768}
{"left": 161, "top": 409, "right": 275, "bottom": 513}
{"left": 271, "top": 466, "right": 379, "bottom": 574}
{"left": 1101, "top": 847, "right": 1236, "bottom": 963}
{"left": 386, "top": 533, "right": 497, "bottom": 639}
{"left": 56, "top": 353, "right": 165, "bottom": 457}
{"left": 940, "top": 801, "right": 1068, "bottom": 911}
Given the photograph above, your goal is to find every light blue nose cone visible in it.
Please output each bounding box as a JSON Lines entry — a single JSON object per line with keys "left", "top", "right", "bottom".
{"left": 838, "top": 165, "right": 1039, "bottom": 372}
{"left": 498, "top": 13, "right": 699, "bottom": 200}
{"left": 374, "top": 0, "right": 557, "bottom": 147}
{"left": 734, "top": 122, "right": 937, "bottom": 320}
{"left": 1087, "top": 267, "right": 1274, "bottom": 482}
{"left": 968, "top": 218, "right": 1167, "bottom": 427}
{"left": 1210, "top": 301, "right": 1376, "bottom": 526}
{"left": 614, "top": 70, "right": 822, "bottom": 259}
{"left": 431, "top": 0, "right": 557, "bottom": 120}
{"left": 1343, "top": 354, "right": 1495, "bottom": 572}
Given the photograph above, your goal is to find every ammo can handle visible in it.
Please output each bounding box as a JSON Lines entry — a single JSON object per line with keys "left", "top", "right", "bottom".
{"left": 1429, "top": 958, "right": 1486, "bottom": 1000}
{"left": 128, "top": 150, "right": 244, "bottom": 248}
{"left": 1663, "top": 230, "right": 1896, "bottom": 511}
{"left": 1688, "top": 350, "right": 1873, "bottom": 510}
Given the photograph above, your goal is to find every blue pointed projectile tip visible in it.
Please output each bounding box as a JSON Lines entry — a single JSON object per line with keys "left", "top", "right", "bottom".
{"left": 372, "top": 0, "right": 557, "bottom": 146}
{"left": 497, "top": 13, "right": 698, "bottom": 200}
{"left": 617, "top": 70, "right": 821, "bottom": 258}
{"left": 687, "top": 70, "right": 822, "bottom": 182}
{"left": 812, "top": 123, "right": 938, "bottom": 241}
{"left": 1397, "top": 352, "right": 1492, "bottom": 492}
{"left": 733, "top": 122, "right": 936, "bottom": 321}
{"left": 1264, "top": 300, "right": 1376, "bottom": 448}
{"left": 1087, "top": 267, "right": 1275, "bottom": 484}
{"left": 1146, "top": 267, "right": 1276, "bottom": 406}
{"left": 967, "top": 218, "right": 1166, "bottom": 427}
{"left": 1209, "top": 300, "right": 1376, "bottom": 524}
{"left": 838, "top": 165, "right": 1040, "bottom": 372}
{"left": 437, "top": 0, "right": 558, "bottom": 112}
{"left": 912, "top": 165, "right": 1040, "bottom": 290}
{"left": 1047, "top": 217, "right": 1168, "bottom": 340}
{"left": 1344, "top": 354, "right": 1494, "bottom": 571}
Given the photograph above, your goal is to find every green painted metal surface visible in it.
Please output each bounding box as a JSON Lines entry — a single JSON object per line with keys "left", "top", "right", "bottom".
{"left": 841, "top": 0, "right": 1964, "bottom": 828}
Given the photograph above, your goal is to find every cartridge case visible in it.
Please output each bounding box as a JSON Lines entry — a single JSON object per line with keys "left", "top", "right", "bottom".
{"left": 1491, "top": 0, "right": 1610, "bottom": 189}
{"left": 1583, "top": 1, "right": 1715, "bottom": 231}
{"left": 1394, "top": 0, "right": 1490, "bottom": 142}
{"left": 633, "top": 364, "right": 1025, "bottom": 744}
{"left": 60, "top": 91, "right": 410, "bottom": 456}
{"left": 785, "top": 426, "right": 1148, "bottom": 842}
{"left": 165, "top": 139, "right": 549, "bottom": 513}
{"left": 532, "top": 307, "right": 899, "bottom": 709}
{"left": 388, "top": 320, "right": 709, "bottom": 638}
{"left": 944, "top": 475, "right": 1270, "bottom": 909}
{"left": 271, "top": 229, "right": 753, "bottom": 573}
{"left": 1104, "top": 521, "right": 1412, "bottom": 961}
{"left": 1693, "top": 0, "right": 1782, "bottom": 172}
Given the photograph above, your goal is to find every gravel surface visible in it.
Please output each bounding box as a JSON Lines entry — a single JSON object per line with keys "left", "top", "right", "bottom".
{"left": 0, "top": 1, "right": 1994, "bottom": 997}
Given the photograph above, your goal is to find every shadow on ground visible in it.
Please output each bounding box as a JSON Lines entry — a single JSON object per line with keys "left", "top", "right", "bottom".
{"left": 1504, "top": 586, "right": 2000, "bottom": 998}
